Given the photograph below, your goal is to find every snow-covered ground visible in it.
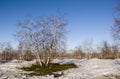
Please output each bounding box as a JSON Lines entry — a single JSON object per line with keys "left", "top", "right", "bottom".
{"left": 0, "top": 59, "right": 120, "bottom": 79}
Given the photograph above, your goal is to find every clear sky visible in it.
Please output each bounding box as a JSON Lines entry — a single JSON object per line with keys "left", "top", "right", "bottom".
{"left": 0, "top": 0, "right": 119, "bottom": 49}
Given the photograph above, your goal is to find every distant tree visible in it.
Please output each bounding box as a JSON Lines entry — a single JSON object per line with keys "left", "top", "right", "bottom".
{"left": 15, "top": 14, "right": 67, "bottom": 66}
{"left": 81, "top": 40, "right": 94, "bottom": 59}
{"left": 111, "top": 44, "right": 120, "bottom": 58}
{"left": 73, "top": 46, "right": 84, "bottom": 59}
{"left": 17, "top": 42, "right": 24, "bottom": 61}
{"left": 1, "top": 42, "right": 13, "bottom": 60}
{"left": 0, "top": 42, "right": 5, "bottom": 53}
{"left": 101, "top": 41, "right": 111, "bottom": 55}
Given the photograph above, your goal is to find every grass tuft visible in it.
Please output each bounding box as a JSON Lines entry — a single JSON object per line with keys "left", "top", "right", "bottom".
{"left": 21, "top": 63, "right": 77, "bottom": 77}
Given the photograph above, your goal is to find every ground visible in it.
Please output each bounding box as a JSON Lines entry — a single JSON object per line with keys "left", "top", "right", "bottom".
{"left": 0, "top": 58, "right": 120, "bottom": 79}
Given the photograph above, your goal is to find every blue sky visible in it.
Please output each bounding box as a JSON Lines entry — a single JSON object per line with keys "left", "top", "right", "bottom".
{"left": 0, "top": 0, "right": 119, "bottom": 49}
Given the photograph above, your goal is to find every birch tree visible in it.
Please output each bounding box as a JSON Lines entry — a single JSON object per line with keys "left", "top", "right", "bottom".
{"left": 15, "top": 15, "right": 67, "bottom": 66}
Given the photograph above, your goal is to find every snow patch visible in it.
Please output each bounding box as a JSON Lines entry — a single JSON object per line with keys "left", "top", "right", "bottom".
{"left": 0, "top": 59, "right": 120, "bottom": 79}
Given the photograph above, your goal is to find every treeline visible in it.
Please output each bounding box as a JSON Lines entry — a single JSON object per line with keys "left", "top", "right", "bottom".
{"left": 0, "top": 41, "right": 120, "bottom": 61}
{"left": 69, "top": 41, "right": 120, "bottom": 59}
{"left": 0, "top": 42, "right": 33, "bottom": 61}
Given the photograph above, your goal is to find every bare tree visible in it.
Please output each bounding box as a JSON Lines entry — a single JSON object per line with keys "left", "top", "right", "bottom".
{"left": 73, "top": 46, "right": 85, "bottom": 59}
{"left": 100, "top": 41, "right": 111, "bottom": 59}
{"left": 112, "top": 5, "right": 120, "bottom": 45}
{"left": 111, "top": 5, "right": 120, "bottom": 58}
{"left": 15, "top": 15, "right": 67, "bottom": 66}
{"left": 0, "top": 42, "right": 13, "bottom": 60}
{"left": 17, "top": 42, "right": 24, "bottom": 61}
{"left": 111, "top": 44, "right": 120, "bottom": 58}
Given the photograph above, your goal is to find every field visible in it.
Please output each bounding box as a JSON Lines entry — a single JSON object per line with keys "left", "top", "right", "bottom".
{"left": 0, "top": 58, "right": 120, "bottom": 79}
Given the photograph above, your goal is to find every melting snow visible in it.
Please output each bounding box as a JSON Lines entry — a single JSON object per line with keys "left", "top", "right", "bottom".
{"left": 0, "top": 58, "right": 120, "bottom": 79}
